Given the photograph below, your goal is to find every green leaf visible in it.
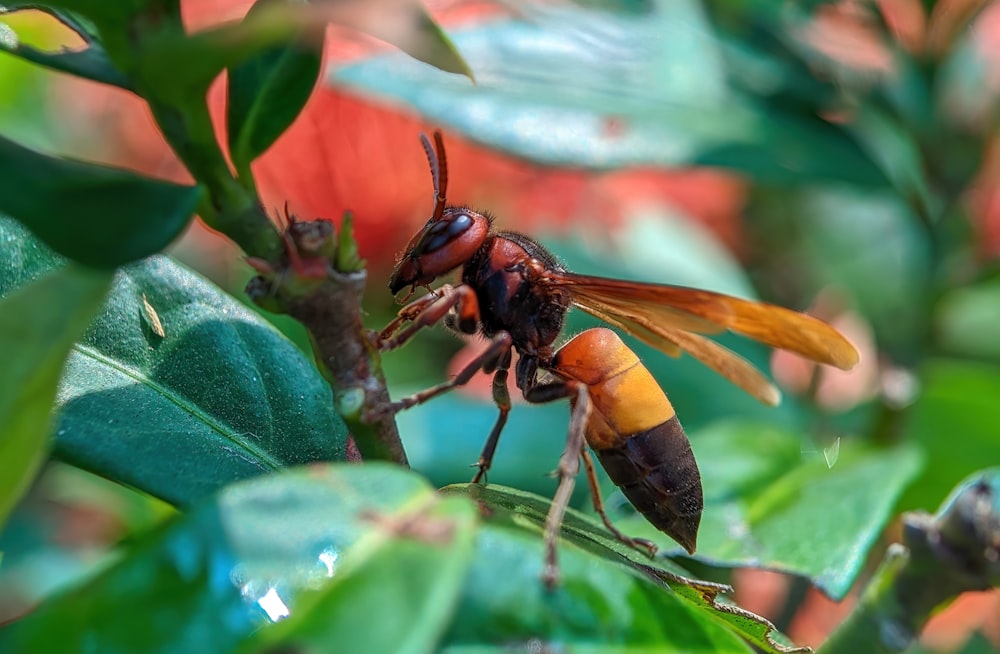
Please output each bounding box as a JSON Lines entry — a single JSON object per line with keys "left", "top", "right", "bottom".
{"left": 609, "top": 422, "right": 923, "bottom": 599}
{"left": 0, "top": 463, "right": 810, "bottom": 652}
{"left": 0, "top": 264, "right": 112, "bottom": 529}
{"left": 332, "top": 3, "right": 884, "bottom": 184}
{"left": 227, "top": 0, "right": 323, "bottom": 170}
{"left": 899, "top": 360, "right": 1000, "bottom": 511}
{"left": 0, "top": 136, "right": 201, "bottom": 268}
{"left": 0, "top": 18, "right": 131, "bottom": 88}
{"left": 0, "top": 465, "right": 444, "bottom": 654}
{"left": 0, "top": 217, "right": 348, "bottom": 506}
{"left": 440, "top": 484, "right": 802, "bottom": 653}
{"left": 242, "top": 494, "right": 478, "bottom": 654}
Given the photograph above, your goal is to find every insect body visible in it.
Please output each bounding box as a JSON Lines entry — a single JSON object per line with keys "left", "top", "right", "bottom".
{"left": 550, "top": 327, "right": 702, "bottom": 555}
{"left": 379, "top": 131, "right": 859, "bottom": 585}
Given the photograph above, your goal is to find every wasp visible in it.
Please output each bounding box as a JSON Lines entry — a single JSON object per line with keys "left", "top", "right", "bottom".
{"left": 378, "top": 131, "right": 860, "bottom": 585}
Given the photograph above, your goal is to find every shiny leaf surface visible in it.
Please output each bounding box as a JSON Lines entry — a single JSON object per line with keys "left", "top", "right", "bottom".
{"left": 241, "top": 494, "right": 478, "bottom": 654}
{"left": 0, "top": 217, "right": 348, "bottom": 506}
{"left": 0, "top": 464, "right": 778, "bottom": 652}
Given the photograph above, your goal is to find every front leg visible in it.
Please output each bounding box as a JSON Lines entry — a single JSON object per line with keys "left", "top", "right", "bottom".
{"left": 378, "top": 284, "right": 481, "bottom": 352}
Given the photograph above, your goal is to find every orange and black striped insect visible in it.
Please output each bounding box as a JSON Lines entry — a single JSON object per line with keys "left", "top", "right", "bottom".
{"left": 378, "top": 131, "right": 860, "bottom": 585}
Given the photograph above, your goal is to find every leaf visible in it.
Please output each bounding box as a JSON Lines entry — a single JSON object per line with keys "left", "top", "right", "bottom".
{"left": 609, "top": 422, "right": 924, "bottom": 599}
{"left": 331, "top": 2, "right": 885, "bottom": 185}
{"left": 3, "top": 0, "right": 140, "bottom": 26}
{"left": 0, "top": 463, "right": 811, "bottom": 652}
{"left": 227, "top": 0, "right": 323, "bottom": 169}
{"left": 138, "top": 0, "right": 470, "bottom": 102}
{"left": 0, "top": 264, "right": 112, "bottom": 529}
{"left": 241, "top": 494, "right": 478, "bottom": 654}
{"left": 0, "top": 136, "right": 201, "bottom": 268}
{"left": 0, "top": 465, "right": 447, "bottom": 654}
{"left": 440, "top": 484, "right": 803, "bottom": 653}
{"left": 899, "top": 360, "right": 1000, "bottom": 511}
{"left": 0, "top": 217, "right": 348, "bottom": 506}
{"left": 0, "top": 18, "right": 131, "bottom": 89}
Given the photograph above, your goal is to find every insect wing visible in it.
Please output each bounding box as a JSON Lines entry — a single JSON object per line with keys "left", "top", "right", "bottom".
{"left": 550, "top": 273, "right": 860, "bottom": 370}
{"left": 574, "top": 300, "right": 781, "bottom": 405}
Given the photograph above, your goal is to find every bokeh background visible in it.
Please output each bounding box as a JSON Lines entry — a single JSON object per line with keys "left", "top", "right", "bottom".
{"left": 1, "top": 1, "right": 998, "bottom": 650}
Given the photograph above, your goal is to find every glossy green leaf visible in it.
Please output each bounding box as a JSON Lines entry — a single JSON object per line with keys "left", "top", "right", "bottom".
{"left": 332, "top": 3, "right": 884, "bottom": 184}
{"left": 609, "top": 422, "right": 923, "bottom": 599}
{"left": 242, "top": 495, "right": 478, "bottom": 654}
{"left": 0, "top": 136, "right": 201, "bottom": 268}
{"left": 227, "top": 0, "right": 323, "bottom": 169}
{"left": 899, "top": 360, "right": 1000, "bottom": 511}
{"left": 0, "top": 465, "right": 444, "bottom": 654}
{"left": 0, "top": 264, "right": 111, "bottom": 529}
{"left": 0, "top": 217, "right": 347, "bottom": 506}
{"left": 440, "top": 484, "right": 802, "bottom": 653}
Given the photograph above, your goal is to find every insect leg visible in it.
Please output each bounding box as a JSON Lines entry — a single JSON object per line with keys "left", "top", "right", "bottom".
{"left": 378, "top": 291, "right": 445, "bottom": 344}
{"left": 523, "top": 380, "right": 592, "bottom": 588}
{"left": 545, "top": 383, "right": 590, "bottom": 587}
{"left": 580, "top": 448, "right": 658, "bottom": 557}
{"left": 390, "top": 331, "right": 513, "bottom": 413}
{"left": 378, "top": 284, "right": 479, "bottom": 352}
{"left": 471, "top": 347, "right": 513, "bottom": 484}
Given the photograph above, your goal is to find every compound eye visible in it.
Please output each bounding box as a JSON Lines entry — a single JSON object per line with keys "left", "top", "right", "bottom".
{"left": 420, "top": 212, "right": 474, "bottom": 254}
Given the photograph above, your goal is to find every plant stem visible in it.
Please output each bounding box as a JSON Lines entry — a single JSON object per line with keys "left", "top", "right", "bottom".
{"left": 245, "top": 217, "right": 408, "bottom": 466}
{"left": 146, "top": 100, "right": 283, "bottom": 261}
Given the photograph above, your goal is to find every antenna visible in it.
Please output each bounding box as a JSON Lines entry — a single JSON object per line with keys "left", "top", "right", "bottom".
{"left": 419, "top": 130, "right": 448, "bottom": 222}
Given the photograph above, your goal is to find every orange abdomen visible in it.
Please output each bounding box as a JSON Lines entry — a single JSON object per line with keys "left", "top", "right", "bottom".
{"left": 551, "top": 328, "right": 703, "bottom": 553}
